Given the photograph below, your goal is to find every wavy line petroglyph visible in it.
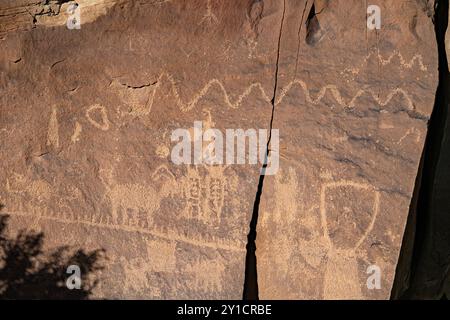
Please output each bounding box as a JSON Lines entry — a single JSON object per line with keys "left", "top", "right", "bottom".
{"left": 342, "top": 50, "right": 428, "bottom": 76}
{"left": 275, "top": 81, "right": 416, "bottom": 111}
{"left": 126, "top": 73, "right": 418, "bottom": 117}
{"left": 320, "top": 180, "right": 381, "bottom": 299}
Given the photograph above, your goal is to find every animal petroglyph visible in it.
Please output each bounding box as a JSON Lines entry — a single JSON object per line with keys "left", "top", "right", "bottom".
{"left": 127, "top": 72, "right": 419, "bottom": 117}
{"left": 320, "top": 181, "right": 380, "bottom": 299}
{"left": 146, "top": 239, "right": 176, "bottom": 272}
{"left": 86, "top": 104, "right": 110, "bottom": 131}
{"left": 6, "top": 173, "right": 53, "bottom": 203}
{"left": 99, "top": 165, "right": 176, "bottom": 227}
{"left": 184, "top": 258, "right": 225, "bottom": 292}
{"left": 117, "top": 239, "right": 176, "bottom": 294}
{"left": 120, "top": 257, "right": 159, "bottom": 296}
{"left": 342, "top": 50, "right": 428, "bottom": 77}
{"left": 46, "top": 106, "right": 59, "bottom": 149}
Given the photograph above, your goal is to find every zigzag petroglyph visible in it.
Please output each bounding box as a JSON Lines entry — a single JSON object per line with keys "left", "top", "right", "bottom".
{"left": 128, "top": 73, "right": 418, "bottom": 116}
{"left": 275, "top": 81, "right": 416, "bottom": 111}
{"left": 342, "top": 50, "right": 428, "bottom": 76}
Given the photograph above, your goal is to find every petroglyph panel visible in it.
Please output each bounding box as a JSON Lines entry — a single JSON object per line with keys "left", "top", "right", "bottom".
{"left": 0, "top": 0, "right": 282, "bottom": 299}
{"left": 0, "top": 0, "right": 439, "bottom": 299}
{"left": 257, "top": 0, "right": 438, "bottom": 300}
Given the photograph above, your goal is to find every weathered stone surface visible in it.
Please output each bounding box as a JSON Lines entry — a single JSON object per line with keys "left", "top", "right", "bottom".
{"left": 0, "top": 0, "right": 281, "bottom": 298}
{"left": 0, "top": 0, "right": 441, "bottom": 300}
{"left": 256, "top": 0, "right": 438, "bottom": 299}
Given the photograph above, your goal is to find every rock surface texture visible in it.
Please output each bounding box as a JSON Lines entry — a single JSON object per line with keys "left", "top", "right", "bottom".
{"left": 0, "top": 0, "right": 441, "bottom": 299}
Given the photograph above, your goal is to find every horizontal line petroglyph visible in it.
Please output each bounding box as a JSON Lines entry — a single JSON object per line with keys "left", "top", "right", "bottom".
{"left": 5, "top": 210, "right": 246, "bottom": 252}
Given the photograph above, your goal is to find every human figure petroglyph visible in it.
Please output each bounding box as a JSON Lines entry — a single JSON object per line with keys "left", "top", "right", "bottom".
{"left": 99, "top": 165, "right": 176, "bottom": 226}
{"left": 320, "top": 181, "right": 380, "bottom": 299}
{"left": 182, "top": 165, "right": 227, "bottom": 226}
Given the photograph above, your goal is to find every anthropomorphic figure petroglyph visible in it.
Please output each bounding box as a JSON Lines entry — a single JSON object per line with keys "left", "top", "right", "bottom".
{"left": 182, "top": 165, "right": 227, "bottom": 226}
{"left": 320, "top": 181, "right": 380, "bottom": 299}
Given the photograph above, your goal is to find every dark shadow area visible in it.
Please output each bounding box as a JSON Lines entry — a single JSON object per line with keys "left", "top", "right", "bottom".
{"left": 391, "top": 0, "right": 450, "bottom": 299}
{"left": 0, "top": 211, "right": 105, "bottom": 299}
{"left": 243, "top": 173, "right": 264, "bottom": 300}
{"left": 305, "top": 3, "right": 323, "bottom": 46}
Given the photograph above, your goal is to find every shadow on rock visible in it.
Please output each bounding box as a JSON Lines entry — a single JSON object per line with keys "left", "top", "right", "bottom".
{"left": 0, "top": 212, "right": 105, "bottom": 299}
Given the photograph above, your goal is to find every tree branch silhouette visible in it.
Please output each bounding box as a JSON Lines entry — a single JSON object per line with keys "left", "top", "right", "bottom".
{"left": 0, "top": 213, "right": 105, "bottom": 299}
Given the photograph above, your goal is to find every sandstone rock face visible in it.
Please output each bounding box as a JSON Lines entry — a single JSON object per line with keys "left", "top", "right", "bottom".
{"left": 0, "top": 0, "right": 439, "bottom": 299}
{"left": 257, "top": 0, "right": 438, "bottom": 299}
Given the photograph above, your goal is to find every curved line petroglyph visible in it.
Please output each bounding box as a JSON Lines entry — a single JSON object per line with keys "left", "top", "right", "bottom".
{"left": 127, "top": 73, "right": 419, "bottom": 117}
{"left": 342, "top": 50, "right": 428, "bottom": 76}
{"left": 397, "top": 127, "right": 422, "bottom": 145}
{"left": 86, "top": 104, "right": 110, "bottom": 131}
{"left": 319, "top": 180, "right": 381, "bottom": 299}
{"left": 320, "top": 180, "right": 380, "bottom": 250}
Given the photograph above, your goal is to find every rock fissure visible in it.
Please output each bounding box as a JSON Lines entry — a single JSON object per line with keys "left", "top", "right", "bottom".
{"left": 243, "top": 0, "right": 286, "bottom": 301}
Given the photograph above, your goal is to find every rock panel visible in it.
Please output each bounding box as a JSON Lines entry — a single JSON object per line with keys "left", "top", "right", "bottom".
{"left": 257, "top": 0, "right": 438, "bottom": 300}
